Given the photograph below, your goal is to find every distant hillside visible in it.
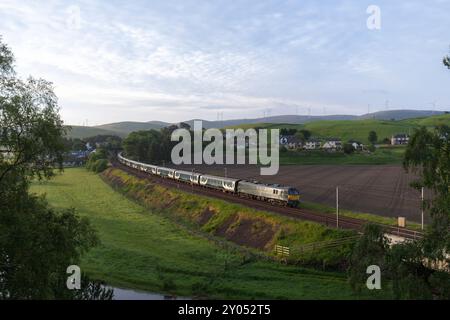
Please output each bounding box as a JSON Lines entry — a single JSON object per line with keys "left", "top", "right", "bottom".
{"left": 94, "top": 121, "right": 168, "bottom": 135}
{"left": 65, "top": 121, "right": 169, "bottom": 139}
{"left": 65, "top": 125, "right": 124, "bottom": 139}
{"left": 183, "top": 115, "right": 358, "bottom": 129}
{"left": 225, "top": 114, "right": 450, "bottom": 144}
{"left": 66, "top": 109, "right": 448, "bottom": 138}
{"left": 185, "top": 110, "right": 446, "bottom": 128}
{"left": 359, "top": 109, "right": 445, "bottom": 120}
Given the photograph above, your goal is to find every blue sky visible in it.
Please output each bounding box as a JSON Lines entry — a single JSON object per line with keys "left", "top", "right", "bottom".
{"left": 0, "top": 0, "right": 449, "bottom": 125}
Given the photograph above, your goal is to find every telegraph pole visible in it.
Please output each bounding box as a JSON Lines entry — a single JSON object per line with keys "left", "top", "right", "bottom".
{"left": 421, "top": 187, "right": 424, "bottom": 230}
{"left": 336, "top": 186, "right": 339, "bottom": 228}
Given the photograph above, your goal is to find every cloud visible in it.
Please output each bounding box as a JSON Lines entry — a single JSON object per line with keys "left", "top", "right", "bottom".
{"left": 1, "top": 0, "right": 449, "bottom": 124}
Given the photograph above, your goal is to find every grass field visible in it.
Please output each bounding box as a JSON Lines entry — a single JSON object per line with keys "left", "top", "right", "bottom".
{"left": 226, "top": 114, "right": 450, "bottom": 145}
{"left": 30, "top": 168, "right": 387, "bottom": 299}
{"left": 280, "top": 146, "right": 405, "bottom": 165}
{"left": 223, "top": 114, "right": 449, "bottom": 165}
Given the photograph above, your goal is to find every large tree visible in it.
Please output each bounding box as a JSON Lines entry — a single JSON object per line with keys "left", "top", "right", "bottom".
{"left": 349, "top": 125, "right": 450, "bottom": 299}
{"left": 444, "top": 54, "right": 450, "bottom": 69}
{"left": 368, "top": 131, "right": 378, "bottom": 145}
{"left": 0, "top": 37, "right": 107, "bottom": 299}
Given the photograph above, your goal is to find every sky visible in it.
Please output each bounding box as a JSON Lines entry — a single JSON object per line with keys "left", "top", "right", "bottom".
{"left": 0, "top": 0, "right": 449, "bottom": 125}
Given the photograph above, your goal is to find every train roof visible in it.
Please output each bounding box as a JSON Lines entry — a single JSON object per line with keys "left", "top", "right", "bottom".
{"left": 175, "top": 169, "right": 200, "bottom": 176}
{"left": 200, "top": 174, "right": 240, "bottom": 183}
{"left": 239, "top": 180, "right": 295, "bottom": 191}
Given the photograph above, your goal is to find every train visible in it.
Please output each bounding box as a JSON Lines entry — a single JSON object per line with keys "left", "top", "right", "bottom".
{"left": 118, "top": 153, "right": 301, "bottom": 207}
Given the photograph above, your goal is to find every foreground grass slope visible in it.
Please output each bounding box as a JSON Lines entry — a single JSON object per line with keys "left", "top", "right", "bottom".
{"left": 30, "top": 168, "right": 384, "bottom": 299}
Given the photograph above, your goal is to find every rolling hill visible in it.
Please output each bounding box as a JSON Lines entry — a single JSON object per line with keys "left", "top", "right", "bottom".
{"left": 65, "top": 125, "right": 124, "bottom": 139}
{"left": 94, "top": 121, "right": 168, "bottom": 135}
{"left": 225, "top": 114, "right": 450, "bottom": 144}
{"left": 65, "top": 121, "right": 169, "bottom": 139}
{"left": 65, "top": 110, "right": 448, "bottom": 139}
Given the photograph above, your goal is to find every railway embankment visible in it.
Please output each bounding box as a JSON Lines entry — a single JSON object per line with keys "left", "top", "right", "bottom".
{"left": 102, "top": 167, "right": 356, "bottom": 270}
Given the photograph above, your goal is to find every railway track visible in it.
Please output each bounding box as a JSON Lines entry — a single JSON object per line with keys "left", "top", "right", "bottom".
{"left": 111, "top": 161, "right": 423, "bottom": 241}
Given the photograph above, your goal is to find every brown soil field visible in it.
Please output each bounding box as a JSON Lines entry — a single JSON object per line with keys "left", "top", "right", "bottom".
{"left": 175, "top": 164, "right": 429, "bottom": 223}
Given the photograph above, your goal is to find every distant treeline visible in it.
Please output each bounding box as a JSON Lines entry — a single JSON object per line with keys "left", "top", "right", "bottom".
{"left": 62, "top": 134, "right": 122, "bottom": 152}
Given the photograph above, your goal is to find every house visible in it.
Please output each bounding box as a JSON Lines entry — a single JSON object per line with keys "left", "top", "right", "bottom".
{"left": 322, "top": 138, "right": 342, "bottom": 151}
{"left": 391, "top": 134, "right": 409, "bottom": 145}
{"left": 280, "top": 135, "right": 302, "bottom": 149}
{"left": 304, "top": 139, "right": 321, "bottom": 150}
{"left": 348, "top": 140, "right": 364, "bottom": 151}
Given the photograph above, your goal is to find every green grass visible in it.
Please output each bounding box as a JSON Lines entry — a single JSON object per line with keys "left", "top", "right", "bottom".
{"left": 102, "top": 168, "right": 357, "bottom": 268}
{"left": 65, "top": 125, "right": 124, "bottom": 139}
{"left": 280, "top": 146, "right": 405, "bottom": 165}
{"left": 301, "top": 201, "right": 422, "bottom": 231}
{"left": 225, "top": 114, "right": 450, "bottom": 165}
{"left": 30, "top": 168, "right": 388, "bottom": 299}
{"left": 226, "top": 114, "right": 450, "bottom": 145}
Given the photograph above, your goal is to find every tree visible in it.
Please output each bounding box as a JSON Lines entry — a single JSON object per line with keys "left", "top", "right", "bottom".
{"left": 123, "top": 129, "right": 174, "bottom": 164}
{"left": 0, "top": 36, "right": 14, "bottom": 76}
{"left": 299, "top": 129, "right": 311, "bottom": 141}
{"left": 348, "top": 224, "right": 389, "bottom": 293}
{"left": 343, "top": 143, "right": 355, "bottom": 154}
{"left": 349, "top": 125, "right": 450, "bottom": 299}
{"left": 444, "top": 54, "right": 450, "bottom": 69}
{"left": 1, "top": 37, "right": 104, "bottom": 299}
{"left": 368, "top": 131, "right": 378, "bottom": 145}
{"left": 394, "top": 126, "right": 449, "bottom": 299}
{"left": 294, "top": 129, "right": 311, "bottom": 144}
{"left": 280, "top": 128, "right": 297, "bottom": 136}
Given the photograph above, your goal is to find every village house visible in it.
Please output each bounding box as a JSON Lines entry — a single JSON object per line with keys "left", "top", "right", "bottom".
{"left": 348, "top": 140, "right": 364, "bottom": 151}
{"left": 304, "top": 139, "right": 321, "bottom": 150}
{"left": 322, "top": 138, "right": 342, "bottom": 151}
{"left": 280, "top": 135, "right": 303, "bottom": 149}
{"left": 391, "top": 134, "right": 409, "bottom": 145}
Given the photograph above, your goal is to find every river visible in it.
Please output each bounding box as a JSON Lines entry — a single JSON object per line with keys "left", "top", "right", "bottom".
{"left": 110, "top": 287, "right": 191, "bottom": 300}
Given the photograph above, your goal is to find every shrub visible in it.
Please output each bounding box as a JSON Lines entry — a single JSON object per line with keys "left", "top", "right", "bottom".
{"left": 343, "top": 143, "right": 355, "bottom": 154}
{"left": 92, "top": 159, "right": 108, "bottom": 173}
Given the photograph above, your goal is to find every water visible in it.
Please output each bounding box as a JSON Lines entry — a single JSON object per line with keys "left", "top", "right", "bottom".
{"left": 110, "top": 287, "right": 191, "bottom": 300}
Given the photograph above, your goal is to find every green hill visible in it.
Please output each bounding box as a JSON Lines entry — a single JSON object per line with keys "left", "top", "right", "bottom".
{"left": 65, "top": 125, "right": 124, "bottom": 139}
{"left": 95, "top": 121, "right": 168, "bottom": 135}
{"left": 65, "top": 121, "right": 169, "bottom": 139}
{"left": 225, "top": 114, "right": 450, "bottom": 144}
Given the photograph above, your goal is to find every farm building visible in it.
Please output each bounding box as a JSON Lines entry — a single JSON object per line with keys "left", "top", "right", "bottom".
{"left": 322, "top": 138, "right": 342, "bottom": 151}
{"left": 304, "top": 139, "right": 321, "bottom": 150}
{"left": 391, "top": 134, "right": 409, "bottom": 145}
{"left": 280, "top": 135, "right": 303, "bottom": 149}
{"left": 348, "top": 140, "right": 364, "bottom": 150}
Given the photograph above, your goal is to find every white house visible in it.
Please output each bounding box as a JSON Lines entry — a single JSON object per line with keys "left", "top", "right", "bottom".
{"left": 304, "top": 139, "right": 321, "bottom": 150}
{"left": 391, "top": 134, "right": 409, "bottom": 145}
{"left": 280, "top": 135, "right": 302, "bottom": 149}
{"left": 348, "top": 140, "right": 364, "bottom": 151}
{"left": 322, "top": 138, "right": 342, "bottom": 151}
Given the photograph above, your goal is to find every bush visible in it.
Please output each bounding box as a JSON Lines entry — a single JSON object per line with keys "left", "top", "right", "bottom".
{"left": 92, "top": 159, "right": 108, "bottom": 173}
{"left": 343, "top": 143, "right": 355, "bottom": 154}
{"left": 86, "top": 148, "right": 109, "bottom": 172}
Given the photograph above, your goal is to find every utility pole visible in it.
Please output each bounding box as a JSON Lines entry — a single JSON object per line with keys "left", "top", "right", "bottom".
{"left": 421, "top": 187, "right": 424, "bottom": 230}
{"left": 224, "top": 167, "right": 227, "bottom": 178}
{"left": 191, "top": 168, "right": 194, "bottom": 192}
{"left": 336, "top": 186, "right": 339, "bottom": 229}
